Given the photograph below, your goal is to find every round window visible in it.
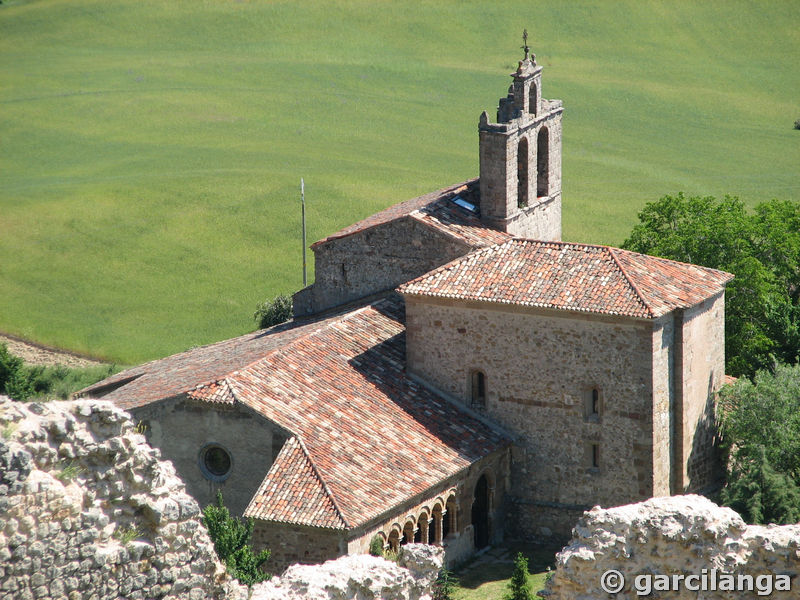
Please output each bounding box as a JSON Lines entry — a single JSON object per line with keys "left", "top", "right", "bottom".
{"left": 199, "top": 443, "right": 233, "bottom": 482}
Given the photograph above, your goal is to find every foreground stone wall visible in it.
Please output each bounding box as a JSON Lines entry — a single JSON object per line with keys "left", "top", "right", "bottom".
{"left": 543, "top": 495, "right": 800, "bottom": 599}
{"left": 250, "top": 544, "right": 443, "bottom": 600}
{"left": 0, "top": 397, "right": 244, "bottom": 600}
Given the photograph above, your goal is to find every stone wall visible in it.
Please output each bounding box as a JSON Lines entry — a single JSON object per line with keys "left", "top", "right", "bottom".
{"left": 405, "top": 297, "right": 658, "bottom": 538}
{"left": 0, "top": 397, "right": 246, "bottom": 600}
{"left": 294, "top": 216, "right": 472, "bottom": 316}
{"left": 251, "top": 521, "right": 346, "bottom": 575}
{"left": 543, "top": 495, "right": 800, "bottom": 599}
{"left": 250, "top": 544, "right": 443, "bottom": 600}
{"left": 131, "top": 396, "right": 288, "bottom": 517}
{"left": 678, "top": 292, "right": 726, "bottom": 493}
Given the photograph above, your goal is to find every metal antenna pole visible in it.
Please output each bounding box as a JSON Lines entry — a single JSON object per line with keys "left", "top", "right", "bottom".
{"left": 301, "top": 178, "right": 307, "bottom": 287}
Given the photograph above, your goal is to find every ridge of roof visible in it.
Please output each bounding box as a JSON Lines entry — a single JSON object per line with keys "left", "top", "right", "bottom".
{"left": 607, "top": 247, "right": 655, "bottom": 318}
{"left": 310, "top": 179, "right": 509, "bottom": 249}
{"left": 294, "top": 436, "right": 350, "bottom": 528}
{"left": 399, "top": 238, "right": 733, "bottom": 319}
{"left": 244, "top": 436, "right": 348, "bottom": 529}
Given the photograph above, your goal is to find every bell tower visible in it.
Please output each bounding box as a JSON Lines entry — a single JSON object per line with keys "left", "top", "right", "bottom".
{"left": 479, "top": 32, "right": 563, "bottom": 240}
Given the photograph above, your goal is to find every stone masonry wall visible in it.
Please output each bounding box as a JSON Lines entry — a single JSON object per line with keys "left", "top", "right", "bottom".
{"left": 405, "top": 297, "right": 656, "bottom": 538}
{"left": 251, "top": 521, "right": 345, "bottom": 576}
{"left": 295, "top": 217, "right": 472, "bottom": 316}
{"left": 0, "top": 397, "right": 246, "bottom": 600}
{"left": 679, "top": 292, "right": 726, "bottom": 493}
{"left": 543, "top": 495, "right": 800, "bottom": 599}
{"left": 132, "top": 397, "right": 288, "bottom": 517}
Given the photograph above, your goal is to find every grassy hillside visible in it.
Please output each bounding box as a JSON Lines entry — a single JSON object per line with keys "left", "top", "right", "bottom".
{"left": 1, "top": 0, "right": 798, "bottom": 363}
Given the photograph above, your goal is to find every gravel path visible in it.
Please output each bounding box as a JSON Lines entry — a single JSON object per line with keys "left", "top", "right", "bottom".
{"left": 0, "top": 333, "right": 106, "bottom": 368}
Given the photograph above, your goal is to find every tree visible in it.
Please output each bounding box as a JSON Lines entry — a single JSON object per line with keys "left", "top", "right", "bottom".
{"left": 505, "top": 552, "right": 534, "bottom": 600}
{"left": 433, "top": 569, "right": 457, "bottom": 600}
{"left": 623, "top": 194, "right": 800, "bottom": 378}
{"left": 718, "top": 363, "right": 800, "bottom": 524}
{"left": 202, "top": 491, "right": 271, "bottom": 585}
{"left": 254, "top": 294, "right": 293, "bottom": 329}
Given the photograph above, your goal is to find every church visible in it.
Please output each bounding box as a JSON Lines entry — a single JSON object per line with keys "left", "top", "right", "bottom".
{"left": 81, "top": 43, "right": 733, "bottom": 573}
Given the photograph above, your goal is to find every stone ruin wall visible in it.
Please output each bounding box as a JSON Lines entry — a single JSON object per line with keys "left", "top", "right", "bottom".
{"left": 543, "top": 495, "right": 800, "bottom": 599}
{"left": 0, "top": 397, "right": 443, "bottom": 600}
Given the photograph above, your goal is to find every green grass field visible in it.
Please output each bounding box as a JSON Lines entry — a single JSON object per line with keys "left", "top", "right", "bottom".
{"left": 1, "top": 0, "right": 798, "bottom": 364}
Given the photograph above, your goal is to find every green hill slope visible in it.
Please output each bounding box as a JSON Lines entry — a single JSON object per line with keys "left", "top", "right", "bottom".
{"left": 1, "top": 0, "right": 797, "bottom": 363}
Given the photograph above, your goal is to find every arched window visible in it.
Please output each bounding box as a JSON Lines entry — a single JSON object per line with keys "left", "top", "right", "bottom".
{"left": 471, "top": 370, "right": 487, "bottom": 408}
{"left": 431, "top": 504, "right": 443, "bottom": 544}
{"left": 388, "top": 529, "right": 401, "bottom": 552}
{"left": 517, "top": 138, "right": 529, "bottom": 208}
{"left": 443, "top": 495, "right": 457, "bottom": 539}
{"left": 537, "top": 127, "right": 549, "bottom": 198}
{"left": 529, "top": 83, "right": 537, "bottom": 115}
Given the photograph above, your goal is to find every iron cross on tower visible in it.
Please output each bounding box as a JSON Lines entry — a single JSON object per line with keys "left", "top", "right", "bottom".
{"left": 521, "top": 29, "right": 530, "bottom": 59}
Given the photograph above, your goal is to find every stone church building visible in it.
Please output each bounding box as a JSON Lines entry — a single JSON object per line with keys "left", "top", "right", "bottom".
{"left": 81, "top": 45, "right": 733, "bottom": 573}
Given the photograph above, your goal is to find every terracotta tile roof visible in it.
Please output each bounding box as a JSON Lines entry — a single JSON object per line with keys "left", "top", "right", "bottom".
{"left": 77, "top": 310, "right": 348, "bottom": 409}
{"left": 82, "top": 296, "right": 509, "bottom": 530}
{"left": 187, "top": 379, "right": 236, "bottom": 404}
{"left": 313, "top": 179, "right": 510, "bottom": 249}
{"left": 247, "top": 436, "right": 348, "bottom": 529}
{"left": 235, "top": 296, "right": 508, "bottom": 528}
{"left": 399, "top": 239, "right": 733, "bottom": 319}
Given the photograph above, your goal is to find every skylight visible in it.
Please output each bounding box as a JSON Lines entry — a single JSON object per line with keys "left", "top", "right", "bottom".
{"left": 451, "top": 195, "right": 477, "bottom": 213}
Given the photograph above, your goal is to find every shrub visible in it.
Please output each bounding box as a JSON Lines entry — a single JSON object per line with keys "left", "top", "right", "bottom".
{"left": 794, "top": 118, "right": 800, "bottom": 130}
{"left": 433, "top": 569, "right": 457, "bottom": 600}
{"left": 202, "top": 491, "right": 271, "bottom": 585}
{"left": 0, "top": 343, "right": 23, "bottom": 395}
{"left": 505, "top": 552, "right": 534, "bottom": 600}
{"left": 254, "top": 294, "right": 292, "bottom": 329}
{"left": 368, "top": 534, "right": 385, "bottom": 557}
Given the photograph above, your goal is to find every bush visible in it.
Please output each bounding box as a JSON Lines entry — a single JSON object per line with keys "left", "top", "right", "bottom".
{"left": 794, "top": 118, "right": 800, "bottom": 130}
{"left": 0, "top": 342, "right": 115, "bottom": 402}
{"left": 202, "top": 491, "right": 271, "bottom": 586}
{"left": 368, "top": 534, "right": 385, "bottom": 557}
{"left": 0, "top": 343, "right": 23, "bottom": 395}
{"left": 254, "top": 294, "right": 292, "bottom": 329}
{"left": 433, "top": 569, "right": 457, "bottom": 600}
{"left": 505, "top": 552, "right": 534, "bottom": 600}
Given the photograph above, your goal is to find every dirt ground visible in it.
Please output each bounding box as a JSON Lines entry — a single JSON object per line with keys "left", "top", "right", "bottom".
{"left": 0, "top": 333, "right": 106, "bottom": 368}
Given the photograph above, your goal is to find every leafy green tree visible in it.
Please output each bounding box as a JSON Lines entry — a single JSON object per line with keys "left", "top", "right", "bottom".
{"left": 202, "top": 491, "right": 271, "bottom": 585}
{"left": 254, "top": 294, "right": 293, "bottom": 329}
{"left": 623, "top": 194, "right": 800, "bottom": 378}
{"left": 0, "top": 343, "right": 23, "bottom": 395}
{"left": 368, "top": 534, "right": 385, "bottom": 557}
{"left": 505, "top": 552, "right": 534, "bottom": 600}
{"left": 718, "top": 363, "right": 800, "bottom": 524}
{"left": 433, "top": 568, "right": 457, "bottom": 600}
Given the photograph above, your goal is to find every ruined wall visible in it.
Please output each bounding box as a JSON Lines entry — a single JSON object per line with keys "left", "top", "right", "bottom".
{"left": 543, "top": 495, "right": 800, "bottom": 599}
{"left": 250, "top": 544, "right": 443, "bottom": 600}
{"left": 0, "top": 397, "right": 246, "bottom": 600}
{"left": 405, "top": 297, "right": 656, "bottom": 538}
{"left": 294, "top": 217, "right": 472, "bottom": 316}
{"left": 132, "top": 397, "right": 288, "bottom": 517}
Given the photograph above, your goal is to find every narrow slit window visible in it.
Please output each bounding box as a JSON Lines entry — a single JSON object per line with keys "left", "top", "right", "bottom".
{"left": 592, "top": 444, "right": 600, "bottom": 468}
{"left": 471, "top": 370, "right": 486, "bottom": 408}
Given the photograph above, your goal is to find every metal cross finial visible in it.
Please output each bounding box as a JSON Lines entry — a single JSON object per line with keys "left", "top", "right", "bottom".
{"left": 521, "top": 29, "right": 530, "bottom": 59}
